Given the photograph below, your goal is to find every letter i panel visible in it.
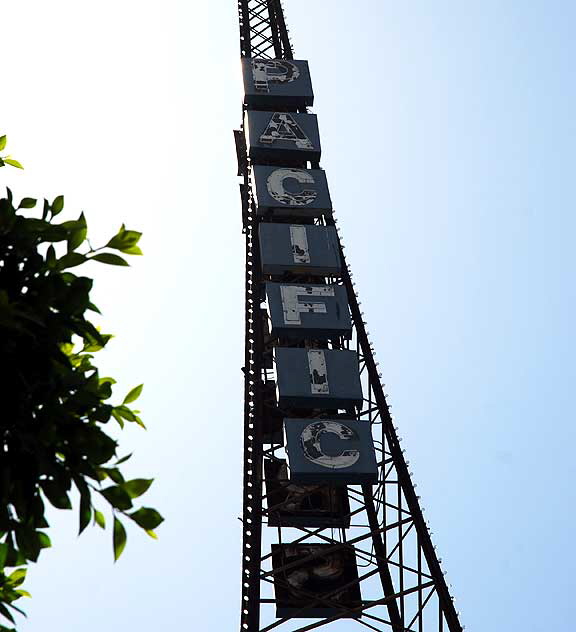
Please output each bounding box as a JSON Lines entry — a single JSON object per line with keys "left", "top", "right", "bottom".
{"left": 245, "top": 111, "right": 321, "bottom": 163}
{"left": 252, "top": 165, "right": 332, "bottom": 216}
{"left": 275, "top": 348, "right": 362, "bottom": 409}
{"left": 260, "top": 224, "right": 341, "bottom": 276}
{"left": 242, "top": 58, "right": 314, "bottom": 107}
{"left": 266, "top": 283, "right": 351, "bottom": 339}
{"left": 284, "top": 419, "right": 378, "bottom": 485}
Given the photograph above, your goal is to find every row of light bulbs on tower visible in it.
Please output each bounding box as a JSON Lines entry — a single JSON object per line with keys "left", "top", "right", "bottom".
{"left": 334, "top": 211, "right": 465, "bottom": 629}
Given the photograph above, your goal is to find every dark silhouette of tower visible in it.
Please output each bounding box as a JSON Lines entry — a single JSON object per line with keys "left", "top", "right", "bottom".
{"left": 235, "top": 2, "right": 464, "bottom": 631}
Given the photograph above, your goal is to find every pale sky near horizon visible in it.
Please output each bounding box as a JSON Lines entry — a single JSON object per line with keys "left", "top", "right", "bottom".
{"left": 2, "top": 1, "right": 576, "bottom": 631}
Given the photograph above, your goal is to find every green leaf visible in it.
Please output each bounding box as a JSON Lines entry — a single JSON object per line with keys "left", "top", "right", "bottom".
{"left": 37, "top": 532, "right": 51, "bottom": 549}
{"left": 68, "top": 228, "right": 87, "bottom": 252}
{"left": 57, "top": 252, "right": 86, "bottom": 270}
{"left": 115, "top": 453, "right": 132, "bottom": 466}
{"left": 79, "top": 489, "right": 91, "bottom": 535}
{"left": 4, "top": 158, "right": 23, "bottom": 169}
{"left": 90, "top": 252, "right": 129, "bottom": 266}
{"left": 0, "top": 135, "right": 6, "bottom": 151}
{"left": 15, "top": 590, "right": 31, "bottom": 599}
{"left": 113, "top": 517, "right": 127, "bottom": 562}
{"left": 46, "top": 245, "right": 56, "bottom": 268}
{"left": 106, "top": 226, "right": 142, "bottom": 251}
{"left": 102, "top": 468, "right": 125, "bottom": 485}
{"left": 0, "top": 543, "right": 8, "bottom": 568}
{"left": 122, "top": 479, "right": 153, "bottom": 499}
{"left": 133, "top": 415, "right": 146, "bottom": 430}
{"left": 121, "top": 245, "right": 143, "bottom": 255}
{"left": 87, "top": 301, "right": 101, "bottom": 314}
{"left": 113, "top": 405, "right": 136, "bottom": 422}
{"left": 18, "top": 198, "right": 36, "bottom": 209}
{"left": 123, "top": 384, "right": 143, "bottom": 404}
{"left": 51, "top": 195, "right": 64, "bottom": 215}
{"left": 0, "top": 602, "right": 15, "bottom": 623}
{"left": 8, "top": 569, "right": 27, "bottom": 587}
{"left": 67, "top": 211, "right": 87, "bottom": 252}
{"left": 100, "top": 486, "right": 133, "bottom": 511}
{"left": 111, "top": 409, "right": 125, "bottom": 429}
{"left": 94, "top": 509, "right": 106, "bottom": 529}
{"left": 40, "top": 481, "right": 72, "bottom": 510}
{"left": 128, "top": 507, "right": 164, "bottom": 530}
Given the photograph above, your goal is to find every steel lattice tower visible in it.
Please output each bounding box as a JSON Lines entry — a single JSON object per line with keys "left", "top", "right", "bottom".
{"left": 235, "top": 2, "right": 464, "bottom": 631}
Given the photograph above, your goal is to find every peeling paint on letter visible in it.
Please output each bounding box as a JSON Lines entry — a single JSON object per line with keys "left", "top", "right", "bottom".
{"left": 266, "top": 168, "right": 317, "bottom": 206}
{"left": 307, "top": 350, "right": 329, "bottom": 395}
{"left": 259, "top": 113, "right": 314, "bottom": 149}
{"left": 290, "top": 226, "right": 310, "bottom": 264}
{"left": 280, "top": 285, "right": 334, "bottom": 325}
{"left": 252, "top": 59, "right": 300, "bottom": 93}
{"left": 300, "top": 421, "right": 360, "bottom": 469}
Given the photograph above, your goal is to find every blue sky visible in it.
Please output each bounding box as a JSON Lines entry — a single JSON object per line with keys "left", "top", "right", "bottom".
{"left": 2, "top": 1, "right": 575, "bottom": 630}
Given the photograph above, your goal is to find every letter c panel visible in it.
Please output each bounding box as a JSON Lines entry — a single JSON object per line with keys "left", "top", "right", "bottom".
{"left": 284, "top": 419, "right": 378, "bottom": 485}
{"left": 252, "top": 165, "right": 332, "bottom": 216}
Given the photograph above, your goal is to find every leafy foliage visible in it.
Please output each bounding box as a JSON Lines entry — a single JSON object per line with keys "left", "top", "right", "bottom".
{"left": 0, "top": 138, "right": 163, "bottom": 628}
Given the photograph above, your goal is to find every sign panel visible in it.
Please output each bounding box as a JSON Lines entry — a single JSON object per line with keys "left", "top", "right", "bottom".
{"left": 252, "top": 165, "right": 332, "bottom": 216}
{"left": 266, "top": 283, "right": 351, "bottom": 339}
{"left": 262, "top": 380, "right": 284, "bottom": 445}
{"left": 245, "top": 111, "right": 321, "bottom": 163}
{"left": 272, "top": 544, "right": 361, "bottom": 618}
{"left": 275, "top": 348, "right": 362, "bottom": 409}
{"left": 242, "top": 58, "right": 314, "bottom": 107}
{"left": 259, "top": 224, "right": 341, "bottom": 276}
{"left": 264, "top": 459, "right": 350, "bottom": 528}
{"left": 284, "top": 418, "right": 378, "bottom": 485}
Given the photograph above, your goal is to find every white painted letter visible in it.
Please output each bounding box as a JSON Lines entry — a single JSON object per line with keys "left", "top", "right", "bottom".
{"left": 300, "top": 421, "right": 360, "bottom": 470}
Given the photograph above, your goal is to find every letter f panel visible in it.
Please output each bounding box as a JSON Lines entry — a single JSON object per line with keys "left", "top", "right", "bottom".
{"left": 266, "top": 283, "right": 351, "bottom": 339}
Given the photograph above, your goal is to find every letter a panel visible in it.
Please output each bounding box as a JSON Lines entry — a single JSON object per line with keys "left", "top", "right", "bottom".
{"left": 252, "top": 165, "right": 332, "bottom": 216}
{"left": 245, "top": 111, "right": 321, "bottom": 163}
{"left": 242, "top": 58, "right": 314, "bottom": 107}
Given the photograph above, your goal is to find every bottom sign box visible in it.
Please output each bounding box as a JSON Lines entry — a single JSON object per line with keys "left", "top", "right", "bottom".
{"left": 272, "top": 543, "right": 362, "bottom": 619}
{"left": 265, "top": 459, "right": 351, "bottom": 528}
{"left": 284, "top": 418, "right": 378, "bottom": 485}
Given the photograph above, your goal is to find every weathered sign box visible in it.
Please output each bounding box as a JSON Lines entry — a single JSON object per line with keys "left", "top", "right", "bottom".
{"left": 284, "top": 418, "right": 378, "bottom": 485}
{"left": 252, "top": 165, "right": 332, "bottom": 216}
{"left": 272, "top": 544, "right": 361, "bottom": 618}
{"left": 275, "top": 348, "right": 362, "bottom": 409}
{"left": 259, "top": 224, "right": 341, "bottom": 276}
{"left": 245, "top": 111, "right": 321, "bottom": 163}
{"left": 242, "top": 58, "right": 314, "bottom": 107}
{"left": 266, "top": 283, "right": 351, "bottom": 339}
{"left": 264, "top": 459, "right": 350, "bottom": 528}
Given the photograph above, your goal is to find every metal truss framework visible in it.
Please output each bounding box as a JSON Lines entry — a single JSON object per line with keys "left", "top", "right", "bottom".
{"left": 236, "top": 2, "right": 464, "bottom": 631}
